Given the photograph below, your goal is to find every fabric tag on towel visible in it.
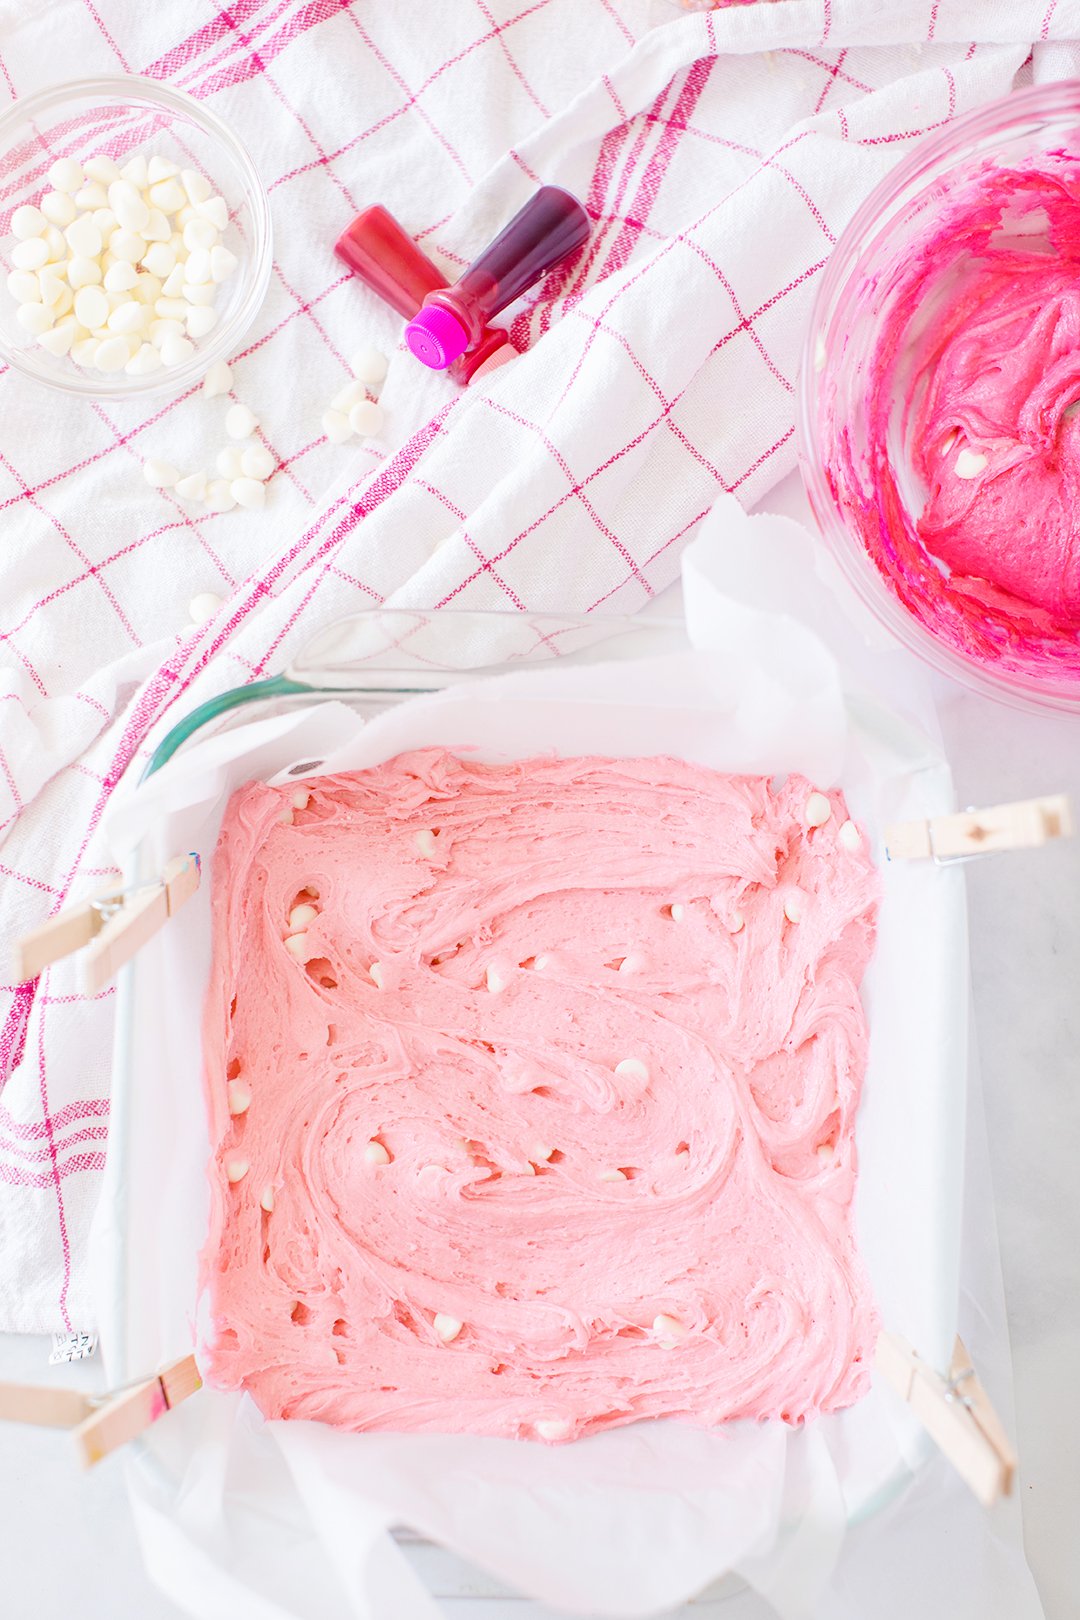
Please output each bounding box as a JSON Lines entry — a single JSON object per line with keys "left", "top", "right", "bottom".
{"left": 49, "top": 1330, "right": 98, "bottom": 1365}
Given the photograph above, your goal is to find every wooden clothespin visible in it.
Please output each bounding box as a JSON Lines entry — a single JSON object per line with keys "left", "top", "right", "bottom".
{"left": 12, "top": 853, "right": 201, "bottom": 995}
{"left": 0, "top": 1354, "right": 202, "bottom": 1468}
{"left": 885, "top": 793, "right": 1072, "bottom": 863}
{"left": 875, "top": 1332, "right": 1016, "bottom": 1506}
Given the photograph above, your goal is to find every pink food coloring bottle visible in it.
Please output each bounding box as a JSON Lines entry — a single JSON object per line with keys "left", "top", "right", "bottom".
{"left": 404, "top": 185, "right": 590, "bottom": 371}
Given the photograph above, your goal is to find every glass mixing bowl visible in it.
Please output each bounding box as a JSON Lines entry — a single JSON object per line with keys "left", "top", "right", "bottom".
{"left": 0, "top": 75, "right": 271, "bottom": 398}
{"left": 799, "top": 81, "right": 1080, "bottom": 715}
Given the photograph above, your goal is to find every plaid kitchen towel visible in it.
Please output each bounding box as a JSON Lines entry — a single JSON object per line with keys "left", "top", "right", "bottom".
{"left": 0, "top": 0, "right": 1074, "bottom": 1331}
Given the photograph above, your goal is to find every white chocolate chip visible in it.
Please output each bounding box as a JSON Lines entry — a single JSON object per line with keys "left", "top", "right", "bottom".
{"left": 783, "top": 892, "right": 804, "bottom": 925}
{"left": 364, "top": 1140, "right": 390, "bottom": 1165}
{"left": 175, "top": 471, "right": 209, "bottom": 503}
{"left": 184, "top": 288, "right": 218, "bottom": 320}
{"left": 322, "top": 408, "right": 353, "bottom": 443}
{"left": 653, "top": 1313, "right": 686, "bottom": 1349}
{"left": 204, "top": 478, "right": 237, "bottom": 513}
{"left": 805, "top": 791, "right": 832, "bottom": 828}
{"left": 276, "top": 806, "right": 293, "bottom": 825}
{"left": 104, "top": 260, "right": 139, "bottom": 292}
{"left": 368, "top": 961, "right": 384, "bottom": 989}
{"left": 728, "top": 909, "right": 745, "bottom": 934}
{"left": 67, "top": 256, "right": 102, "bottom": 290}
{"left": 160, "top": 333, "right": 195, "bottom": 368}
{"left": 48, "top": 157, "right": 84, "bottom": 193}
{"left": 216, "top": 446, "right": 244, "bottom": 480}
{"left": 187, "top": 304, "right": 219, "bottom": 341}
{"left": 668, "top": 903, "right": 685, "bottom": 922}
{"left": 284, "top": 932, "right": 309, "bottom": 958}
{"left": 350, "top": 345, "right": 389, "bottom": 385}
{"left": 41, "top": 224, "right": 67, "bottom": 263}
{"left": 149, "top": 178, "right": 187, "bottom": 215}
{"left": 227, "top": 1080, "right": 251, "bottom": 1115}
{"left": 182, "top": 167, "right": 213, "bottom": 205}
{"left": 226, "top": 1157, "right": 249, "bottom": 1184}
{"left": 11, "top": 238, "right": 49, "bottom": 271}
{"left": 202, "top": 357, "right": 233, "bottom": 397}
{"left": 535, "top": 1417, "right": 571, "bottom": 1442}
{"left": 94, "top": 336, "right": 129, "bottom": 372}
{"left": 161, "top": 264, "right": 186, "bottom": 298}
{"left": 84, "top": 154, "right": 120, "bottom": 184}
{"left": 7, "top": 271, "right": 39, "bottom": 303}
{"left": 73, "top": 181, "right": 108, "bottom": 212}
{"left": 531, "top": 1144, "right": 555, "bottom": 1162}
{"left": 348, "top": 399, "right": 383, "bottom": 438}
{"left": 11, "top": 204, "right": 46, "bottom": 240}
{"left": 188, "top": 590, "right": 222, "bottom": 623}
{"left": 954, "top": 448, "right": 988, "bottom": 479}
{"left": 817, "top": 1141, "right": 835, "bottom": 1162}
{"left": 241, "top": 443, "right": 275, "bottom": 481}
{"left": 210, "top": 243, "right": 239, "bottom": 283}
{"left": 42, "top": 190, "right": 78, "bottom": 228}
{"left": 120, "top": 154, "right": 148, "bottom": 189}
{"left": 259, "top": 1184, "right": 275, "bottom": 1212}
{"left": 839, "top": 819, "right": 861, "bottom": 852}
{"left": 147, "top": 155, "right": 180, "bottom": 183}
{"left": 126, "top": 342, "right": 163, "bottom": 377}
{"left": 110, "top": 229, "right": 147, "bottom": 265}
{"left": 141, "top": 241, "right": 175, "bottom": 278}
{"left": 433, "top": 1313, "right": 462, "bottom": 1342}
{"left": 226, "top": 403, "right": 258, "bottom": 439}
{"left": 108, "top": 301, "right": 147, "bottom": 335}
{"left": 617, "top": 952, "right": 647, "bottom": 974}
{"left": 231, "top": 477, "right": 266, "bottom": 510}
{"left": 16, "top": 303, "right": 53, "bottom": 335}
{"left": 185, "top": 246, "right": 212, "bottom": 286}
{"left": 288, "top": 903, "right": 318, "bottom": 930}
{"left": 37, "top": 324, "right": 74, "bottom": 356}
{"left": 74, "top": 284, "right": 109, "bottom": 329}
{"left": 197, "top": 195, "right": 229, "bottom": 232}
{"left": 142, "top": 208, "right": 171, "bottom": 244}
{"left": 183, "top": 216, "right": 218, "bottom": 253}
{"left": 485, "top": 964, "right": 507, "bottom": 993}
{"left": 290, "top": 789, "right": 310, "bottom": 810}
{"left": 614, "top": 1058, "right": 648, "bottom": 1083}
{"left": 331, "top": 379, "right": 367, "bottom": 413}
{"left": 414, "top": 829, "right": 437, "bottom": 858}
{"left": 598, "top": 1168, "right": 627, "bottom": 1182}
{"left": 143, "top": 458, "right": 179, "bottom": 488}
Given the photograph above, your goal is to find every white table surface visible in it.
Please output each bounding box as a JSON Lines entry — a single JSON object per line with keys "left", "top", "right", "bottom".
{"left": 1, "top": 474, "right": 1077, "bottom": 1620}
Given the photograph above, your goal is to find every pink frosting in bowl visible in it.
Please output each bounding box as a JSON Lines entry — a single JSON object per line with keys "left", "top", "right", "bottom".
{"left": 800, "top": 83, "right": 1080, "bottom": 712}
{"left": 199, "top": 749, "right": 880, "bottom": 1443}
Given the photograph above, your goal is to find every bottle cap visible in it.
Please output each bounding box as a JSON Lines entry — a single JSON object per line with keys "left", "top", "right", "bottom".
{"left": 405, "top": 304, "right": 470, "bottom": 369}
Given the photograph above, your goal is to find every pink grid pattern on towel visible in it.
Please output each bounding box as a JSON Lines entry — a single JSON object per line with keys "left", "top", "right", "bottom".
{"left": 0, "top": 0, "right": 1071, "bottom": 1332}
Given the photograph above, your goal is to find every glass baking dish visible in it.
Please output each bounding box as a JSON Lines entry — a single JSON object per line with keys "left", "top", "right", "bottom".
{"left": 145, "top": 609, "right": 685, "bottom": 778}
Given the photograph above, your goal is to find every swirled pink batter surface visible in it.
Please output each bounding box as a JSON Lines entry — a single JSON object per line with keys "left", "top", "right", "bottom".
{"left": 826, "top": 158, "right": 1080, "bottom": 689}
{"left": 200, "top": 750, "right": 879, "bottom": 1441}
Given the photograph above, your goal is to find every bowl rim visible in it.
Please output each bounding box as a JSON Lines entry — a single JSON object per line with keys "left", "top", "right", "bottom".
{"left": 0, "top": 73, "right": 272, "bottom": 399}
{"left": 797, "top": 78, "right": 1080, "bottom": 716}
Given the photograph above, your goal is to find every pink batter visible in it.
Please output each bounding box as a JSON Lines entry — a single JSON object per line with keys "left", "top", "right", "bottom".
{"left": 200, "top": 750, "right": 879, "bottom": 1441}
{"left": 828, "top": 158, "right": 1080, "bottom": 686}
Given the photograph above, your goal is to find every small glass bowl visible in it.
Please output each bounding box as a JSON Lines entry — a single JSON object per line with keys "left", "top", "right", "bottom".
{"left": 0, "top": 75, "right": 271, "bottom": 398}
{"left": 798, "top": 81, "right": 1080, "bottom": 714}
